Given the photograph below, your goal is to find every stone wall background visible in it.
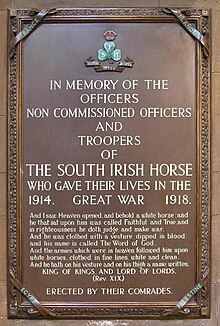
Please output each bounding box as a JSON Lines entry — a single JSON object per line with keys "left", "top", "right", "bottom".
{"left": 0, "top": 1, "right": 219, "bottom": 325}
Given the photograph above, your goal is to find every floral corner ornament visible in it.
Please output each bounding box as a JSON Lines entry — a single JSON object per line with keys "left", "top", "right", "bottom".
{"left": 85, "top": 30, "right": 134, "bottom": 72}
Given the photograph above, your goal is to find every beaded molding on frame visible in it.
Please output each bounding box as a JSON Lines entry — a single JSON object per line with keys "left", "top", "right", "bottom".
{"left": 8, "top": 7, "right": 210, "bottom": 318}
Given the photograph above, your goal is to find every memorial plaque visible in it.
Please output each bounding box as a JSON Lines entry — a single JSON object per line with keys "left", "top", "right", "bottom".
{"left": 8, "top": 7, "right": 210, "bottom": 319}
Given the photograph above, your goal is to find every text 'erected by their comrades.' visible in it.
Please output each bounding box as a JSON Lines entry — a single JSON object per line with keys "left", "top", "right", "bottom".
{"left": 24, "top": 77, "right": 195, "bottom": 298}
